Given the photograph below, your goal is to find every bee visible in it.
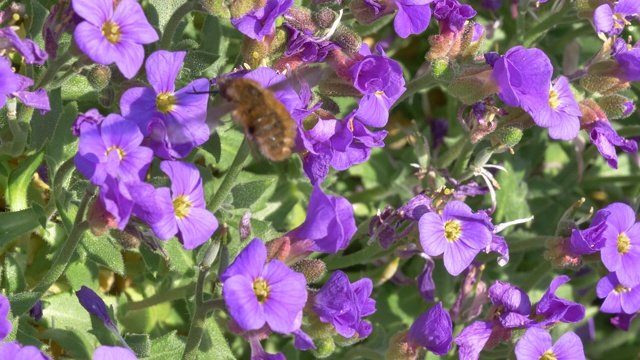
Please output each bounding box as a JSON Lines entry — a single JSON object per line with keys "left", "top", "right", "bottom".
{"left": 216, "top": 77, "right": 297, "bottom": 162}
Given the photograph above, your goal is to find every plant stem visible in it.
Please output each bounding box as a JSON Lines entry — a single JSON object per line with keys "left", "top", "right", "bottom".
{"left": 35, "top": 52, "right": 74, "bottom": 89}
{"left": 47, "top": 68, "right": 78, "bottom": 90}
{"left": 452, "top": 139, "right": 476, "bottom": 178}
{"left": 324, "top": 244, "right": 393, "bottom": 270}
{"left": 435, "top": 136, "right": 469, "bottom": 169}
{"left": 394, "top": 72, "right": 437, "bottom": 106}
{"left": 127, "top": 283, "right": 197, "bottom": 311}
{"left": 181, "top": 255, "right": 214, "bottom": 359}
{"left": 507, "top": 236, "right": 556, "bottom": 253}
{"left": 44, "top": 157, "right": 77, "bottom": 220}
{"left": 207, "top": 139, "right": 251, "bottom": 213}
{"left": 160, "top": 1, "right": 205, "bottom": 49}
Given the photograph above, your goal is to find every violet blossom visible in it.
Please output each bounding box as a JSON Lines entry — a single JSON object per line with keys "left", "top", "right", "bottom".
{"left": 432, "top": 0, "right": 477, "bottom": 34}
{"left": 221, "top": 239, "right": 307, "bottom": 334}
{"left": 596, "top": 272, "right": 640, "bottom": 314}
{"left": 0, "top": 342, "right": 50, "bottom": 360}
{"left": 231, "top": 0, "right": 293, "bottom": 40}
{"left": 152, "top": 161, "right": 218, "bottom": 250}
{"left": 535, "top": 275, "right": 586, "bottom": 327}
{"left": 312, "top": 270, "right": 376, "bottom": 338}
{"left": 407, "top": 302, "right": 453, "bottom": 355}
{"left": 0, "top": 293, "right": 11, "bottom": 342}
{"left": 0, "top": 57, "right": 17, "bottom": 109}
{"left": 569, "top": 209, "right": 609, "bottom": 255}
{"left": 515, "top": 328, "right": 585, "bottom": 360}
{"left": 283, "top": 24, "right": 340, "bottom": 63}
{"left": 393, "top": 0, "right": 434, "bottom": 38}
{"left": 9, "top": 74, "right": 51, "bottom": 113}
{"left": 599, "top": 202, "right": 640, "bottom": 287}
{"left": 93, "top": 346, "right": 137, "bottom": 360}
{"left": 72, "top": 0, "right": 159, "bottom": 79}
{"left": 529, "top": 76, "right": 582, "bottom": 141}
{"left": 593, "top": 0, "right": 640, "bottom": 36}
{"left": 418, "top": 201, "right": 493, "bottom": 276}
{"left": 348, "top": 44, "right": 406, "bottom": 127}
{"left": 120, "top": 50, "right": 210, "bottom": 159}
{"left": 0, "top": 27, "right": 48, "bottom": 65}
{"left": 586, "top": 119, "right": 638, "bottom": 169}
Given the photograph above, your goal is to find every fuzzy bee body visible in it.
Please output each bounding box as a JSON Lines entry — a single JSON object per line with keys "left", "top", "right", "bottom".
{"left": 218, "top": 78, "right": 297, "bottom": 161}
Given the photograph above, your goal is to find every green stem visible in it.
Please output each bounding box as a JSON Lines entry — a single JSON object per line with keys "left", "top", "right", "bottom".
{"left": 507, "top": 236, "right": 556, "bottom": 253}
{"left": 520, "top": 260, "right": 552, "bottom": 292}
{"left": 201, "top": 298, "right": 225, "bottom": 313}
{"left": 617, "top": 125, "right": 640, "bottom": 138}
{"left": 160, "top": 1, "right": 205, "bottom": 49}
{"left": 127, "top": 283, "right": 196, "bottom": 311}
{"left": 582, "top": 175, "right": 640, "bottom": 186}
{"left": 324, "top": 244, "right": 392, "bottom": 270}
{"left": 47, "top": 68, "right": 78, "bottom": 90}
{"left": 394, "top": 72, "right": 437, "bottom": 106}
{"left": 44, "top": 157, "right": 77, "bottom": 220}
{"left": 435, "top": 136, "right": 469, "bottom": 169}
{"left": 181, "top": 260, "right": 213, "bottom": 360}
{"left": 207, "top": 139, "right": 251, "bottom": 213}
{"left": 34, "top": 52, "right": 74, "bottom": 89}
{"left": 452, "top": 139, "right": 476, "bottom": 178}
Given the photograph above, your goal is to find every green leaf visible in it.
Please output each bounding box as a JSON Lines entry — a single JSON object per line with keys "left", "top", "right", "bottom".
{"left": 29, "top": 88, "right": 63, "bottom": 151}
{"left": 78, "top": 233, "right": 125, "bottom": 276}
{"left": 0, "top": 208, "right": 40, "bottom": 252}
{"left": 39, "top": 328, "right": 94, "bottom": 360}
{"left": 163, "top": 240, "right": 196, "bottom": 276}
{"left": 148, "top": 331, "right": 186, "bottom": 360}
{"left": 65, "top": 261, "right": 99, "bottom": 290}
{"left": 125, "top": 333, "right": 152, "bottom": 358}
{"left": 15, "top": 316, "right": 47, "bottom": 349}
{"left": 6, "top": 149, "right": 44, "bottom": 211}
{"left": 183, "top": 50, "right": 220, "bottom": 79}
{"left": 200, "top": 315, "right": 235, "bottom": 360}
{"left": 45, "top": 101, "right": 79, "bottom": 173}
{"left": 230, "top": 176, "right": 277, "bottom": 210}
{"left": 147, "top": 0, "right": 187, "bottom": 32}
{"left": 27, "top": 0, "right": 49, "bottom": 44}
{"left": 494, "top": 159, "right": 531, "bottom": 224}
{"left": 8, "top": 292, "right": 44, "bottom": 317}
{"left": 3, "top": 254, "right": 27, "bottom": 293}
{"left": 139, "top": 244, "right": 162, "bottom": 278}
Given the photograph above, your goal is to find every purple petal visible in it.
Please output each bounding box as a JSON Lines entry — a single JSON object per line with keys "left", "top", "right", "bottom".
{"left": 454, "top": 321, "right": 493, "bottom": 360}
{"left": 593, "top": 4, "right": 614, "bottom": 34}
{"left": 146, "top": 50, "right": 185, "bottom": 93}
{"left": 113, "top": 41, "right": 144, "bottom": 79}
{"left": 551, "top": 332, "right": 585, "bottom": 360}
{"left": 220, "top": 239, "right": 267, "bottom": 282}
{"left": 222, "top": 275, "right": 266, "bottom": 330}
{"left": 93, "top": 346, "right": 138, "bottom": 360}
{"left": 515, "top": 327, "right": 551, "bottom": 360}
{"left": 176, "top": 207, "right": 217, "bottom": 250}
{"left": 111, "top": 0, "right": 159, "bottom": 44}
{"left": 419, "top": 212, "right": 447, "bottom": 256}
{"left": 262, "top": 260, "right": 307, "bottom": 333}
{"left": 120, "top": 87, "right": 158, "bottom": 135}
{"left": 149, "top": 187, "right": 178, "bottom": 240}
{"left": 73, "top": 22, "right": 115, "bottom": 65}
{"left": 72, "top": 0, "right": 112, "bottom": 26}
{"left": 393, "top": 3, "right": 432, "bottom": 38}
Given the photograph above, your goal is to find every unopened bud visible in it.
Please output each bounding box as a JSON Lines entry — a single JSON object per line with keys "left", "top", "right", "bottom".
{"left": 544, "top": 237, "right": 580, "bottom": 268}
{"left": 331, "top": 25, "right": 362, "bottom": 53}
{"left": 426, "top": 33, "right": 456, "bottom": 62}
{"left": 492, "top": 125, "right": 523, "bottom": 148}
{"left": 319, "top": 95, "right": 341, "bottom": 114}
{"left": 314, "top": 8, "right": 337, "bottom": 28}
{"left": 291, "top": 259, "right": 326, "bottom": 283}
{"left": 312, "top": 336, "right": 336, "bottom": 358}
{"left": 98, "top": 87, "right": 115, "bottom": 109}
{"left": 229, "top": 0, "right": 262, "bottom": 18}
{"left": 307, "top": 314, "right": 337, "bottom": 338}
{"left": 385, "top": 331, "right": 417, "bottom": 360}
{"left": 269, "top": 27, "right": 289, "bottom": 56}
{"left": 265, "top": 236, "right": 291, "bottom": 261}
{"left": 199, "top": 0, "right": 231, "bottom": 18}
{"left": 576, "top": 0, "right": 608, "bottom": 18}
{"left": 448, "top": 78, "right": 486, "bottom": 105}
{"left": 319, "top": 76, "right": 362, "bottom": 97}
{"left": 580, "top": 74, "right": 629, "bottom": 95}
{"left": 285, "top": 6, "right": 319, "bottom": 33}
{"left": 502, "top": 106, "right": 535, "bottom": 128}
{"left": 239, "top": 211, "right": 252, "bottom": 241}
{"left": 111, "top": 225, "right": 142, "bottom": 249}
{"left": 578, "top": 99, "right": 607, "bottom": 126}
{"left": 350, "top": 0, "right": 390, "bottom": 25}
{"left": 596, "top": 94, "right": 635, "bottom": 120}
{"left": 431, "top": 58, "right": 452, "bottom": 80}
{"left": 86, "top": 199, "right": 116, "bottom": 237}
{"left": 86, "top": 65, "right": 111, "bottom": 91}
{"left": 378, "top": 257, "right": 400, "bottom": 285}
{"left": 242, "top": 37, "right": 270, "bottom": 69}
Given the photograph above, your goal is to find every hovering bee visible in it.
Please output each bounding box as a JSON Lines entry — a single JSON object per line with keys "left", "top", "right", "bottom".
{"left": 216, "top": 76, "right": 297, "bottom": 162}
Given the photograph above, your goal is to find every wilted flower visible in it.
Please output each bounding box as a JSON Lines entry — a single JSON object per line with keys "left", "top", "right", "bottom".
{"left": 29, "top": 301, "right": 43, "bottom": 322}
{"left": 569, "top": 209, "right": 609, "bottom": 255}
{"left": 433, "top": 0, "right": 476, "bottom": 34}
{"left": 535, "top": 275, "right": 585, "bottom": 326}
{"left": 221, "top": 239, "right": 307, "bottom": 334}
{"left": 312, "top": 270, "right": 376, "bottom": 338}
{"left": 596, "top": 272, "right": 640, "bottom": 314}
{"left": 152, "top": 161, "right": 218, "bottom": 250}
{"left": 599, "top": 202, "right": 640, "bottom": 287}
{"left": 72, "top": 0, "right": 159, "bottom": 79}
{"left": 0, "top": 27, "right": 48, "bottom": 65}
{"left": 585, "top": 120, "right": 638, "bottom": 169}
{"left": 418, "top": 201, "right": 492, "bottom": 276}
{"left": 515, "top": 328, "right": 585, "bottom": 360}
{"left": 120, "top": 50, "right": 210, "bottom": 159}
{"left": 407, "top": 303, "right": 453, "bottom": 355}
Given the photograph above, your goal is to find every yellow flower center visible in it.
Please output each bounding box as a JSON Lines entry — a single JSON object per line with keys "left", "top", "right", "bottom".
{"left": 613, "top": 13, "right": 632, "bottom": 29}
{"left": 618, "top": 233, "right": 631, "bottom": 254}
{"left": 101, "top": 20, "right": 122, "bottom": 45}
{"left": 614, "top": 284, "right": 631, "bottom": 294}
{"left": 444, "top": 220, "right": 462, "bottom": 242}
{"left": 253, "top": 278, "right": 270, "bottom": 304}
{"left": 548, "top": 89, "right": 560, "bottom": 110}
{"left": 540, "top": 350, "right": 558, "bottom": 360}
{"left": 156, "top": 92, "right": 177, "bottom": 113}
{"left": 105, "top": 145, "right": 125, "bottom": 161}
{"left": 172, "top": 195, "right": 193, "bottom": 219}
{"left": 375, "top": 90, "right": 385, "bottom": 97}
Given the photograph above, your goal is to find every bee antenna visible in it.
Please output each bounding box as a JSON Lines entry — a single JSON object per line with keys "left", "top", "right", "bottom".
{"left": 189, "top": 85, "right": 219, "bottom": 96}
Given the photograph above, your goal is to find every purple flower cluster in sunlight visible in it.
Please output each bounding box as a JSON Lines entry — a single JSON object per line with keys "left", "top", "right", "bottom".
{"left": 221, "top": 239, "right": 308, "bottom": 334}
{"left": 72, "top": 0, "right": 158, "bottom": 79}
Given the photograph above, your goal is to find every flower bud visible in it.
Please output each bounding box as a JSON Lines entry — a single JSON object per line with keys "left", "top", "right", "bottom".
{"left": 378, "top": 257, "right": 400, "bottom": 285}
{"left": 575, "top": 0, "right": 607, "bottom": 18}
{"left": 229, "top": 0, "right": 263, "bottom": 18}
{"left": 331, "top": 25, "right": 362, "bottom": 53}
{"left": 98, "top": 87, "right": 115, "bottom": 109}
{"left": 239, "top": 211, "right": 252, "bottom": 241}
{"left": 334, "top": 324, "right": 370, "bottom": 346}
{"left": 492, "top": 125, "right": 523, "bottom": 148}
{"left": 385, "top": 331, "right": 417, "bottom": 360}
{"left": 242, "top": 37, "right": 270, "bottom": 69}
{"left": 291, "top": 259, "right": 326, "bottom": 283}
{"left": 431, "top": 58, "right": 452, "bottom": 80}
{"left": 265, "top": 236, "right": 291, "bottom": 261}
{"left": 580, "top": 74, "right": 629, "bottom": 95}
{"left": 111, "top": 225, "right": 142, "bottom": 249}
{"left": 285, "top": 6, "right": 319, "bottom": 33}
{"left": 312, "top": 336, "right": 336, "bottom": 358}
{"left": 86, "top": 65, "right": 111, "bottom": 91}
{"left": 596, "top": 94, "right": 635, "bottom": 120}
{"left": 426, "top": 33, "right": 456, "bottom": 62}
{"left": 350, "top": 0, "right": 391, "bottom": 25}
{"left": 578, "top": 99, "right": 607, "bottom": 127}
{"left": 544, "top": 237, "right": 580, "bottom": 268}
{"left": 313, "top": 7, "right": 338, "bottom": 28}
{"left": 319, "top": 76, "right": 362, "bottom": 97}
{"left": 86, "top": 199, "right": 116, "bottom": 237}
{"left": 199, "top": 0, "right": 231, "bottom": 18}
{"left": 502, "top": 106, "right": 535, "bottom": 128}
{"left": 447, "top": 65, "right": 497, "bottom": 104}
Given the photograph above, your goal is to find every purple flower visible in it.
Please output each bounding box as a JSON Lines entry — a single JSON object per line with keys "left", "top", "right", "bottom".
{"left": 611, "top": 312, "right": 638, "bottom": 331}
{"left": 0, "top": 293, "right": 11, "bottom": 342}
{"left": 72, "top": 0, "right": 159, "bottom": 79}
{"left": 0, "top": 58, "right": 18, "bottom": 109}
{"left": 231, "top": 0, "right": 293, "bottom": 40}
{"left": 76, "top": 286, "right": 119, "bottom": 334}
{"left": 283, "top": 24, "right": 340, "bottom": 63}
{"left": 120, "top": 50, "right": 210, "bottom": 159}
{"left": 0, "top": 342, "right": 50, "bottom": 360}
{"left": 535, "top": 275, "right": 585, "bottom": 326}
{"left": 286, "top": 185, "right": 356, "bottom": 254}
{"left": 29, "top": 301, "right": 43, "bottom": 322}
{"left": 529, "top": 76, "right": 582, "bottom": 141}
{"left": 393, "top": 0, "right": 433, "bottom": 38}
{"left": 599, "top": 202, "right": 640, "bottom": 287}
{"left": 93, "top": 346, "right": 137, "bottom": 360}
{"left": 152, "top": 161, "right": 218, "bottom": 250}
{"left": 596, "top": 272, "right": 640, "bottom": 314}
{"left": 489, "top": 281, "right": 532, "bottom": 327}
{"left": 0, "top": 27, "right": 48, "bottom": 65}
{"left": 433, "top": 0, "right": 477, "bottom": 34}
{"left": 407, "top": 303, "right": 453, "bottom": 355}
{"left": 593, "top": 0, "right": 640, "bottom": 36}
{"left": 98, "top": 177, "right": 134, "bottom": 230}
{"left": 10, "top": 74, "right": 51, "bottom": 113}
{"left": 515, "top": 328, "right": 584, "bottom": 360}
{"left": 418, "top": 201, "right": 492, "bottom": 276}
{"left": 74, "top": 114, "right": 153, "bottom": 186}
{"left": 348, "top": 44, "right": 406, "bottom": 127}
{"left": 221, "top": 239, "right": 307, "bottom": 334}
{"left": 312, "top": 270, "right": 376, "bottom": 338}
{"left": 454, "top": 321, "right": 493, "bottom": 360}
{"left": 490, "top": 46, "right": 553, "bottom": 114}
{"left": 613, "top": 46, "right": 640, "bottom": 81}
{"left": 416, "top": 256, "right": 436, "bottom": 302}
{"left": 71, "top": 109, "right": 105, "bottom": 136}
{"left": 569, "top": 209, "right": 609, "bottom": 255}
{"left": 586, "top": 120, "right": 638, "bottom": 169}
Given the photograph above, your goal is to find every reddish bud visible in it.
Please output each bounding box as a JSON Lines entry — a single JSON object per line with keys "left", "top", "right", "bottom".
{"left": 265, "top": 236, "right": 291, "bottom": 261}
